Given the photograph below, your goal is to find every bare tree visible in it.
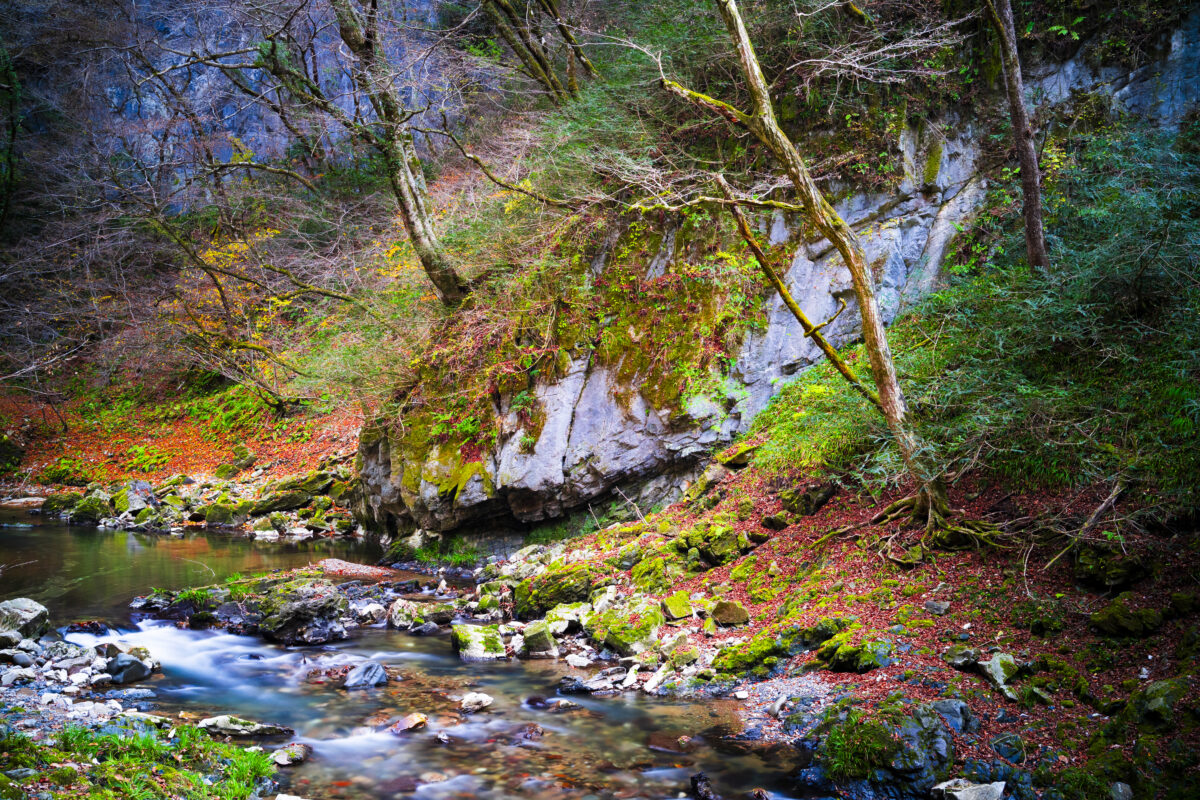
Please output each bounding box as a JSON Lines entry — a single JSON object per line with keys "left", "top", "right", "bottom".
{"left": 663, "top": 0, "right": 994, "bottom": 545}
{"left": 479, "top": 0, "right": 596, "bottom": 102}
{"left": 986, "top": 0, "right": 1050, "bottom": 273}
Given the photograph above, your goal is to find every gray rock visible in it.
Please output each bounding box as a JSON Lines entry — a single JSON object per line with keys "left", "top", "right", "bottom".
{"left": 0, "top": 667, "right": 37, "bottom": 686}
{"left": 342, "top": 660, "right": 387, "bottom": 689}
{"left": 106, "top": 653, "right": 151, "bottom": 684}
{"left": 460, "top": 692, "right": 493, "bottom": 713}
{"left": 198, "top": 714, "right": 293, "bottom": 737}
{"left": 0, "top": 599, "right": 49, "bottom": 639}
{"left": 932, "top": 779, "right": 1007, "bottom": 800}
{"left": 991, "top": 732, "right": 1025, "bottom": 763}
{"left": 272, "top": 742, "right": 313, "bottom": 766}
{"left": 979, "top": 653, "right": 1022, "bottom": 701}
{"left": 931, "top": 699, "right": 980, "bottom": 734}
{"left": 925, "top": 600, "right": 951, "bottom": 615}
{"left": 1110, "top": 782, "right": 1133, "bottom": 800}
{"left": 411, "top": 621, "right": 441, "bottom": 636}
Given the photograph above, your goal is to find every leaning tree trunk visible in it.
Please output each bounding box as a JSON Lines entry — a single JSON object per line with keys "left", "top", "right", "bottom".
{"left": 329, "top": 0, "right": 468, "bottom": 306}
{"left": 710, "top": 0, "right": 936, "bottom": 493}
{"left": 987, "top": 0, "right": 1050, "bottom": 273}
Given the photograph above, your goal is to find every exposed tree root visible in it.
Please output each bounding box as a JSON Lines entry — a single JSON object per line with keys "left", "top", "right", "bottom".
{"left": 872, "top": 480, "right": 1005, "bottom": 553}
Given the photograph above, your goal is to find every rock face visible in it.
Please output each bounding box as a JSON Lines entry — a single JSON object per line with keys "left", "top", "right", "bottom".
{"left": 355, "top": 24, "right": 1200, "bottom": 539}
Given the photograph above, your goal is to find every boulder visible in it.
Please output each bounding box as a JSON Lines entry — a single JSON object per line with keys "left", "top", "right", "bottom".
{"left": 258, "top": 580, "right": 348, "bottom": 645}
{"left": 342, "top": 660, "right": 388, "bottom": 689}
{"left": 199, "top": 715, "right": 293, "bottom": 737}
{"left": 711, "top": 600, "right": 750, "bottom": 626}
{"left": 105, "top": 653, "right": 152, "bottom": 684}
{"left": 978, "top": 653, "right": 1023, "bottom": 701}
{"left": 0, "top": 598, "right": 49, "bottom": 639}
{"left": 387, "top": 598, "right": 425, "bottom": 629}
{"left": 513, "top": 565, "right": 592, "bottom": 619}
{"left": 41, "top": 492, "right": 83, "bottom": 516}
{"left": 780, "top": 483, "right": 835, "bottom": 516}
{"left": 545, "top": 602, "right": 590, "bottom": 635}
{"left": 661, "top": 591, "right": 693, "bottom": 620}
{"left": 70, "top": 495, "right": 111, "bottom": 524}
{"left": 451, "top": 624, "right": 506, "bottom": 662}
{"left": 1090, "top": 593, "right": 1163, "bottom": 638}
{"left": 251, "top": 490, "right": 312, "bottom": 515}
{"left": 520, "top": 620, "right": 558, "bottom": 658}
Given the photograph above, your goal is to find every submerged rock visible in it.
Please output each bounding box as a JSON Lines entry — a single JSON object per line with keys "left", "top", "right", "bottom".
{"left": 272, "top": 742, "right": 313, "bottom": 766}
{"left": 342, "top": 660, "right": 387, "bottom": 689}
{"left": 388, "top": 712, "right": 427, "bottom": 734}
{"left": 106, "top": 653, "right": 152, "bottom": 684}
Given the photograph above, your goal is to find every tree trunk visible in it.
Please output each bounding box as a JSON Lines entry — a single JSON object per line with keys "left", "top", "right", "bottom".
{"left": 987, "top": 0, "right": 1050, "bottom": 273}
{"left": 328, "top": 0, "right": 467, "bottom": 306}
{"left": 707, "top": 0, "right": 936, "bottom": 489}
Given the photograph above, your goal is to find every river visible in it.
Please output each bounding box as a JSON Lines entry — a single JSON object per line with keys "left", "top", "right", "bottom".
{"left": 0, "top": 509, "right": 806, "bottom": 799}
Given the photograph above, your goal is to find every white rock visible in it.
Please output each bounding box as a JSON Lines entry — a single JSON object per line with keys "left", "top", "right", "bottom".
{"left": 734, "top": 691, "right": 750, "bottom": 700}
{"left": 621, "top": 667, "right": 640, "bottom": 689}
{"left": 565, "top": 654, "right": 591, "bottom": 669}
{"left": 460, "top": 692, "right": 494, "bottom": 713}
{"left": 932, "top": 779, "right": 1006, "bottom": 800}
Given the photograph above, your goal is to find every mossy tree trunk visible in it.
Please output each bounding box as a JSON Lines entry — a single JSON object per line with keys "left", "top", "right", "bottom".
{"left": 665, "top": 0, "right": 988, "bottom": 539}
{"left": 987, "top": 0, "right": 1050, "bottom": 274}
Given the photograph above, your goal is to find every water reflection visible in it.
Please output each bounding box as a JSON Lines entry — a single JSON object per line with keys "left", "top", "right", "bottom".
{"left": 0, "top": 509, "right": 379, "bottom": 621}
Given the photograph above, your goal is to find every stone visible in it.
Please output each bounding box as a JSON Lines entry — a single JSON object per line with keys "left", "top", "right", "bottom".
{"left": 411, "top": 621, "right": 441, "bottom": 636}
{"left": 198, "top": 715, "right": 293, "bottom": 737}
{"left": 272, "top": 742, "right": 312, "bottom": 766}
{"left": 943, "top": 645, "right": 979, "bottom": 669}
{"left": 251, "top": 490, "right": 312, "bottom": 515}
{"left": 565, "top": 654, "right": 591, "bottom": 669}
{"left": 1110, "top": 782, "right": 1133, "bottom": 800}
{"left": 931, "top": 699, "right": 980, "bottom": 734}
{"left": 545, "top": 602, "right": 589, "bottom": 635}
{"left": 258, "top": 580, "right": 348, "bottom": 645}
{"left": 342, "top": 660, "right": 388, "bottom": 689}
{"left": 451, "top": 624, "right": 506, "bottom": 662}
{"left": 387, "top": 598, "right": 425, "bottom": 629}
{"left": 106, "top": 654, "right": 151, "bottom": 684}
{"left": 761, "top": 513, "right": 788, "bottom": 531}
{"left": 711, "top": 600, "right": 749, "bottom": 626}
{"left": 388, "top": 712, "right": 427, "bottom": 734}
{"left": 521, "top": 620, "right": 558, "bottom": 657}
{"left": 932, "top": 779, "right": 1007, "bottom": 800}
{"left": 925, "top": 600, "right": 951, "bottom": 615}
{"left": 661, "top": 591, "right": 693, "bottom": 620}
{"left": 1090, "top": 593, "right": 1163, "bottom": 638}
{"left": 0, "top": 667, "right": 36, "bottom": 686}
{"left": 979, "top": 653, "right": 1022, "bottom": 701}
{"left": 70, "top": 495, "right": 111, "bottom": 524}
{"left": 990, "top": 732, "right": 1025, "bottom": 762}
{"left": 0, "top": 599, "right": 49, "bottom": 639}
{"left": 513, "top": 564, "right": 592, "bottom": 619}
{"left": 460, "top": 692, "right": 493, "bottom": 713}
{"left": 780, "top": 483, "right": 835, "bottom": 516}
{"left": 354, "top": 603, "right": 388, "bottom": 625}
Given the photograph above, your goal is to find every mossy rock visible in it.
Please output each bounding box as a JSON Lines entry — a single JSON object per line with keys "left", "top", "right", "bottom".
{"left": 780, "top": 483, "right": 836, "bottom": 516}
{"left": 585, "top": 603, "right": 664, "bottom": 656}
{"left": 1113, "top": 677, "right": 1193, "bottom": 732}
{"left": 275, "top": 471, "right": 335, "bottom": 495}
{"left": 134, "top": 506, "right": 159, "bottom": 525}
{"left": 662, "top": 591, "right": 693, "bottom": 620}
{"left": 818, "top": 637, "right": 894, "bottom": 673}
{"left": 41, "top": 492, "right": 82, "bottom": 516}
{"left": 252, "top": 490, "right": 313, "bottom": 515}
{"left": 1090, "top": 593, "right": 1163, "bottom": 638}
{"left": 522, "top": 620, "right": 558, "bottom": 655}
{"left": 70, "top": 495, "right": 111, "bottom": 524}
{"left": 513, "top": 564, "right": 593, "bottom": 620}
{"left": 1074, "top": 545, "right": 1148, "bottom": 590}
{"left": 712, "top": 600, "right": 750, "bottom": 626}
{"left": 700, "top": 526, "right": 747, "bottom": 566}
{"left": 631, "top": 555, "right": 678, "bottom": 594}
{"left": 452, "top": 624, "right": 506, "bottom": 662}
{"left": 204, "top": 503, "right": 238, "bottom": 527}
{"left": 213, "top": 463, "right": 241, "bottom": 480}
{"left": 476, "top": 594, "right": 500, "bottom": 613}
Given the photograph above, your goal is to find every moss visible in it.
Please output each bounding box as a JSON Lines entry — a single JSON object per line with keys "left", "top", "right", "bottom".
{"left": 631, "top": 555, "right": 676, "bottom": 594}
{"left": 818, "top": 709, "right": 901, "bottom": 781}
{"left": 41, "top": 492, "right": 82, "bottom": 515}
{"left": 922, "top": 140, "right": 943, "bottom": 185}
{"left": 1090, "top": 592, "right": 1163, "bottom": 638}
{"left": 513, "top": 564, "right": 593, "bottom": 619}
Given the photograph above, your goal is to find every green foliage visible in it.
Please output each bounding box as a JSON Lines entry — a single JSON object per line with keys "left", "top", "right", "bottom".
{"left": 123, "top": 445, "right": 170, "bottom": 473}
{"left": 38, "top": 456, "right": 94, "bottom": 486}
{"left": 819, "top": 709, "right": 901, "bottom": 781}
{"left": 749, "top": 126, "right": 1200, "bottom": 510}
{"left": 0, "top": 723, "right": 274, "bottom": 799}
{"left": 415, "top": 536, "right": 482, "bottom": 567}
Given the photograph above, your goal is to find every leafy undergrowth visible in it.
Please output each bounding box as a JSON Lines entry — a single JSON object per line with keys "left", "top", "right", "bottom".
{"left": 0, "top": 720, "right": 275, "bottom": 800}
{"left": 0, "top": 381, "right": 361, "bottom": 490}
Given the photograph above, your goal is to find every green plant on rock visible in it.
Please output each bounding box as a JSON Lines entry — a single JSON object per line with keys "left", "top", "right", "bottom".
{"left": 819, "top": 709, "right": 901, "bottom": 781}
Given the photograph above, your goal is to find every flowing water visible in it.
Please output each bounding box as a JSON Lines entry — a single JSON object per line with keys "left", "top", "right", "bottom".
{"left": 1, "top": 509, "right": 806, "bottom": 799}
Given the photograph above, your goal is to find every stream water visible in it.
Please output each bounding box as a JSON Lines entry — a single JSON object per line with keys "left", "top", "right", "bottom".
{"left": 0, "top": 510, "right": 807, "bottom": 799}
